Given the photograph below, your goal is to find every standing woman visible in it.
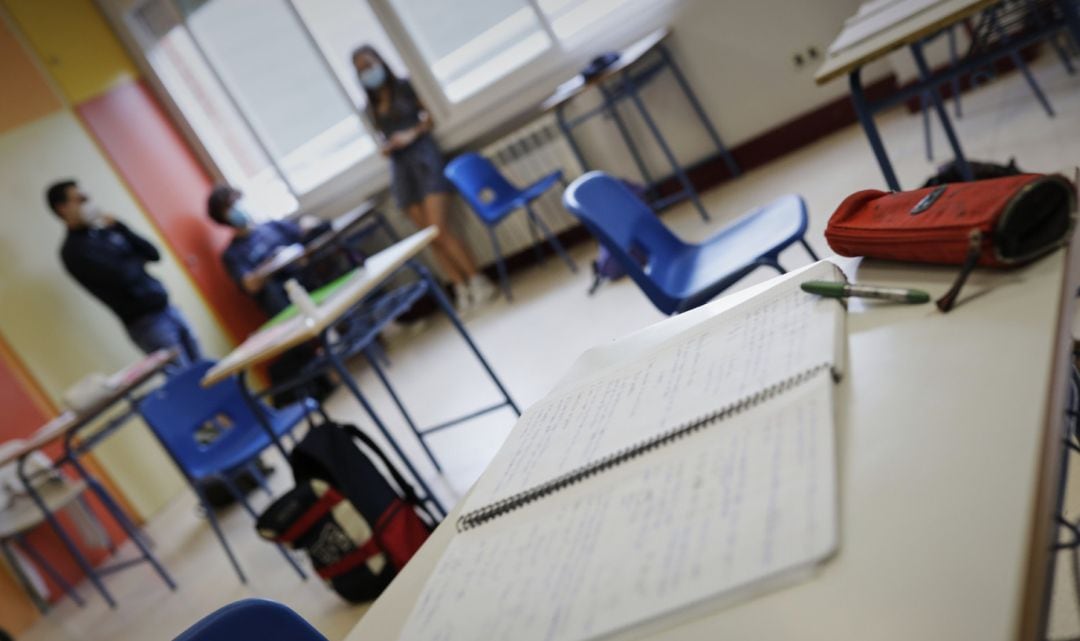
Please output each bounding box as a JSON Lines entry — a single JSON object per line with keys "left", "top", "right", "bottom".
{"left": 352, "top": 44, "right": 496, "bottom": 312}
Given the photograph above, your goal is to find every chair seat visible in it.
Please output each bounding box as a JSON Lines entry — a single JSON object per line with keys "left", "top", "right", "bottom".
{"left": 184, "top": 403, "right": 307, "bottom": 481}
{"left": 0, "top": 479, "right": 87, "bottom": 538}
{"left": 652, "top": 194, "right": 808, "bottom": 310}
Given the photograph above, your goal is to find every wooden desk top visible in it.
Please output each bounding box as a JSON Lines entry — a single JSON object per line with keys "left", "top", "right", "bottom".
{"left": 815, "top": 0, "right": 995, "bottom": 84}
{"left": 540, "top": 28, "right": 669, "bottom": 112}
{"left": 202, "top": 227, "right": 437, "bottom": 386}
{"left": 249, "top": 199, "right": 379, "bottom": 282}
{"left": 0, "top": 349, "right": 176, "bottom": 469}
{"left": 346, "top": 239, "right": 1078, "bottom": 640}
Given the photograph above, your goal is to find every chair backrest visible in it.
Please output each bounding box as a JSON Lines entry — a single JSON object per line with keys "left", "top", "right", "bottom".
{"left": 173, "top": 599, "right": 328, "bottom": 641}
{"left": 444, "top": 153, "right": 521, "bottom": 222}
{"left": 562, "top": 171, "right": 685, "bottom": 310}
{"left": 137, "top": 361, "right": 271, "bottom": 478}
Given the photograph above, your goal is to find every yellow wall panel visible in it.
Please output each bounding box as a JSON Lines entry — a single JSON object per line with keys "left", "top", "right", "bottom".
{"left": 0, "top": 18, "right": 62, "bottom": 134}
{"left": 3, "top": 0, "right": 138, "bottom": 104}
{"left": 0, "top": 110, "right": 235, "bottom": 517}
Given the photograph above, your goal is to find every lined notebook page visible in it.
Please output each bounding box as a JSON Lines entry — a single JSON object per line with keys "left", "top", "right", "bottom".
{"left": 461, "top": 262, "right": 844, "bottom": 515}
{"left": 400, "top": 372, "right": 837, "bottom": 641}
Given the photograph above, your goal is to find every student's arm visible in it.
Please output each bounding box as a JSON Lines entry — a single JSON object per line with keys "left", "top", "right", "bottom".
{"left": 63, "top": 243, "right": 147, "bottom": 287}
{"left": 223, "top": 250, "right": 263, "bottom": 295}
{"left": 111, "top": 221, "right": 161, "bottom": 262}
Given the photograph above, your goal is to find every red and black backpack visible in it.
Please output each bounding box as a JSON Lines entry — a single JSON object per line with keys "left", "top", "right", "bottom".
{"left": 256, "top": 422, "right": 436, "bottom": 602}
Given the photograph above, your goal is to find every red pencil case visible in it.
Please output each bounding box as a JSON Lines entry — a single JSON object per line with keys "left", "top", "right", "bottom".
{"left": 824, "top": 174, "right": 1076, "bottom": 310}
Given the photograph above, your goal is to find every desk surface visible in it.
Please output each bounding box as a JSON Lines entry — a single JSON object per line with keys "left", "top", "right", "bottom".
{"left": 346, "top": 241, "right": 1077, "bottom": 640}
{"left": 539, "top": 28, "right": 668, "bottom": 112}
{"left": 0, "top": 349, "right": 176, "bottom": 469}
{"left": 815, "top": 0, "right": 995, "bottom": 84}
{"left": 202, "top": 227, "right": 437, "bottom": 386}
{"left": 249, "top": 199, "right": 379, "bottom": 282}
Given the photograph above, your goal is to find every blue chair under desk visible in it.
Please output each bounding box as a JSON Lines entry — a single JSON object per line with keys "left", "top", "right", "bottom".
{"left": 562, "top": 171, "right": 819, "bottom": 315}
{"left": 137, "top": 361, "right": 314, "bottom": 584}
{"left": 173, "top": 598, "right": 328, "bottom": 641}
{"left": 445, "top": 152, "right": 578, "bottom": 300}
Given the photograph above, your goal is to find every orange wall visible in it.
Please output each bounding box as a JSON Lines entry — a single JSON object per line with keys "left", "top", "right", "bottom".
{"left": 77, "top": 80, "right": 266, "bottom": 341}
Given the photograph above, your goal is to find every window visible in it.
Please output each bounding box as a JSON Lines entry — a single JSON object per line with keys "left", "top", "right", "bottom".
{"left": 291, "top": 0, "right": 406, "bottom": 110}
{"left": 126, "top": 0, "right": 669, "bottom": 206}
{"left": 385, "top": 0, "right": 552, "bottom": 103}
{"left": 538, "top": 0, "right": 639, "bottom": 41}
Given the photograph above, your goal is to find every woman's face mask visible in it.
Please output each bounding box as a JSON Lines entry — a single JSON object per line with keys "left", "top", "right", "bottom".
{"left": 359, "top": 63, "right": 386, "bottom": 90}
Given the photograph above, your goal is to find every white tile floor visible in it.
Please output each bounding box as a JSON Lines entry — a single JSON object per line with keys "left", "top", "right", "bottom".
{"left": 13, "top": 53, "right": 1080, "bottom": 640}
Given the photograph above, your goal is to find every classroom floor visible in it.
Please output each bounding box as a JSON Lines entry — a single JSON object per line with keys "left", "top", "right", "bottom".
{"left": 15, "top": 53, "right": 1080, "bottom": 641}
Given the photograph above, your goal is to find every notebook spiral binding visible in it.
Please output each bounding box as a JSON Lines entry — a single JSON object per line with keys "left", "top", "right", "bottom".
{"left": 456, "top": 363, "right": 834, "bottom": 532}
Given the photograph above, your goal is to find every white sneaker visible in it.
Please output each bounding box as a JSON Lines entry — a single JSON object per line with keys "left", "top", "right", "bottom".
{"left": 453, "top": 283, "right": 474, "bottom": 315}
{"left": 468, "top": 274, "right": 499, "bottom": 306}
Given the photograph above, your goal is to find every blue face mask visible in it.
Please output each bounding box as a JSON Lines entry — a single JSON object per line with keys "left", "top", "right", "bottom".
{"left": 359, "top": 63, "right": 387, "bottom": 90}
{"left": 226, "top": 206, "right": 251, "bottom": 229}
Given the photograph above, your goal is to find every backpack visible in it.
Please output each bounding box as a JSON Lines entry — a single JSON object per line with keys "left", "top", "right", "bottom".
{"left": 256, "top": 422, "right": 436, "bottom": 602}
{"left": 922, "top": 157, "right": 1022, "bottom": 187}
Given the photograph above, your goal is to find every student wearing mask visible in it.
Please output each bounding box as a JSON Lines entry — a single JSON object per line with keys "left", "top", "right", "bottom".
{"left": 351, "top": 44, "right": 497, "bottom": 313}
{"left": 48, "top": 179, "right": 202, "bottom": 367}
{"left": 206, "top": 185, "right": 322, "bottom": 316}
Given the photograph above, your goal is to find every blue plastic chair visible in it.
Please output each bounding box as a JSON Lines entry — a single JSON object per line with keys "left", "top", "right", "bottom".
{"left": 445, "top": 152, "right": 578, "bottom": 300}
{"left": 173, "top": 598, "right": 328, "bottom": 641}
{"left": 137, "top": 361, "right": 310, "bottom": 583}
{"left": 563, "top": 171, "right": 820, "bottom": 315}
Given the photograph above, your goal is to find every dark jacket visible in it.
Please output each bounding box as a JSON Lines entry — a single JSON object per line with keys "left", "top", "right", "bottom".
{"left": 60, "top": 222, "right": 169, "bottom": 325}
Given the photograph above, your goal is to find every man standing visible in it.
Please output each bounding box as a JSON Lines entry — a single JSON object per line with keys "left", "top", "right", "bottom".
{"left": 47, "top": 179, "right": 202, "bottom": 367}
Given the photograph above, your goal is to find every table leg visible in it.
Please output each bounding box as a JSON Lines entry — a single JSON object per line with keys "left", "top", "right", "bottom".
{"left": 237, "top": 370, "right": 291, "bottom": 461}
{"left": 375, "top": 211, "right": 400, "bottom": 243}
{"left": 361, "top": 346, "right": 443, "bottom": 473}
{"left": 1059, "top": 0, "right": 1080, "bottom": 47}
{"left": 62, "top": 442, "right": 177, "bottom": 592}
{"left": 555, "top": 104, "right": 590, "bottom": 173}
{"left": 848, "top": 67, "right": 902, "bottom": 191}
{"left": 910, "top": 41, "right": 973, "bottom": 182}
{"left": 658, "top": 43, "right": 740, "bottom": 178}
{"left": 620, "top": 71, "right": 711, "bottom": 221}
{"left": 2, "top": 536, "right": 70, "bottom": 612}
{"left": 597, "top": 83, "right": 657, "bottom": 193}
{"left": 411, "top": 261, "right": 521, "bottom": 418}
{"left": 16, "top": 456, "right": 115, "bottom": 608}
{"left": 322, "top": 340, "right": 447, "bottom": 518}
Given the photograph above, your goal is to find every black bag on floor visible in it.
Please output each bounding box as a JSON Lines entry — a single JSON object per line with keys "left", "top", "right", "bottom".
{"left": 256, "top": 422, "right": 436, "bottom": 602}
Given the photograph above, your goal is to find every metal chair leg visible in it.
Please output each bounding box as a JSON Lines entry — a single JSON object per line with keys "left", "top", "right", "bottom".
{"left": 800, "top": 238, "right": 821, "bottom": 261}
{"left": 221, "top": 474, "right": 307, "bottom": 580}
{"left": 194, "top": 485, "right": 247, "bottom": 584}
{"left": 6, "top": 535, "right": 83, "bottom": 610}
{"left": 525, "top": 204, "right": 577, "bottom": 273}
{"left": 486, "top": 227, "right": 513, "bottom": 301}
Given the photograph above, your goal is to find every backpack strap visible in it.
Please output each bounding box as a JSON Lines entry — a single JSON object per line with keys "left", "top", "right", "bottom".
{"left": 342, "top": 424, "right": 438, "bottom": 525}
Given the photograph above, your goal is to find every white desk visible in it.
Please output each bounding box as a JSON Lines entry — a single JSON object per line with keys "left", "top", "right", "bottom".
{"left": 345, "top": 236, "right": 1078, "bottom": 640}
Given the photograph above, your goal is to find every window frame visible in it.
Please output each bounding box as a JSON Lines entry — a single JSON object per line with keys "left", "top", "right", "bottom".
{"left": 105, "top": 0, "right": 679, "bottom": 215}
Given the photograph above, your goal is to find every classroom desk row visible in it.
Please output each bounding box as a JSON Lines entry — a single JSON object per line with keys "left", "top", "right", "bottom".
{"left": 345, "top": 233, "right": 1079, "bottom": 640}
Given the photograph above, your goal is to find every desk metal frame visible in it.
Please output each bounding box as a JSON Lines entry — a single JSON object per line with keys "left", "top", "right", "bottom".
{"left": 10, "top": 393, "right": 176, "bottom": 610}
{"left": 848, "top": 0, "right": 1080, "bottom": 191}
{"left": 554, "top": 42, "right": 740, "bottom": 221}
{"left": 239, "top": 262, "right": 520, "bottom": 520}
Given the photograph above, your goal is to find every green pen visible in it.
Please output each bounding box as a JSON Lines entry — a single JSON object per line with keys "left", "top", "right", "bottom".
{"left": 801, "top": 280, "right": 930, "bottom": 304}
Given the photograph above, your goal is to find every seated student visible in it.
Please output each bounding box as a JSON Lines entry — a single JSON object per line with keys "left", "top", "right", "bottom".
{"left": 206, "top": 185, "right": 322, "bottom": 316}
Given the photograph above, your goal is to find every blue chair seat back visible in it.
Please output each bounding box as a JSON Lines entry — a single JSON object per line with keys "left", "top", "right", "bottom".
{"left": 139, "top": 361, "right": 285, "bottom": 480}
{"left": 173, "top": 598, "right": 328, "bottom": 641}
{"left": 562, "top": 172, "right": 686, "bottom": 306}
{"left": 444, "top": 153, "right": 525, "bottom": 223}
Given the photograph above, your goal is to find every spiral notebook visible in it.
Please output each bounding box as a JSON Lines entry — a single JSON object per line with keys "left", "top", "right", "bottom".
{"left": 400, "top": 262, "right": 846, "bottom": 641}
